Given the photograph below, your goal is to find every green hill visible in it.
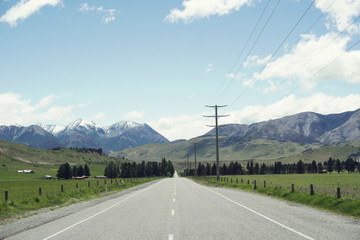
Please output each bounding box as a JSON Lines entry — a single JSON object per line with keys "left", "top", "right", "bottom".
{"left": 0, "top": 140, "right": 123, "bottom": 180}
{"left": 110, "top": 137, "right": 319, "bottom": 165}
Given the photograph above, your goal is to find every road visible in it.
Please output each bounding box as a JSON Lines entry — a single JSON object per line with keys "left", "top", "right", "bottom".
{"left": 3, "top": 172, "right": 360, "bottom": 240}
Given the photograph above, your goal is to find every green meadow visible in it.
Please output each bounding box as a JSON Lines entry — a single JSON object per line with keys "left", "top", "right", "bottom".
{"left": 193, "top": 173, "right": 360, "bottom": 219}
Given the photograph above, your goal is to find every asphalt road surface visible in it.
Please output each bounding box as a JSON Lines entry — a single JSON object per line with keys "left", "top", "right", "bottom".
{"left": 3, "top": 172, "right": 360, "bottom": 240}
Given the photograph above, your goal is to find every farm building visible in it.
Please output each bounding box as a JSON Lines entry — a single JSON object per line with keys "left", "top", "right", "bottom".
{"left": 17, "top": 170, "right": 35, "bottom": 173}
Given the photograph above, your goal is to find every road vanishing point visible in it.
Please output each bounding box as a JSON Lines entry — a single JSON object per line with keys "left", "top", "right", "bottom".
{"left": 2, "top": 172, "right": 359, "bottom": 240}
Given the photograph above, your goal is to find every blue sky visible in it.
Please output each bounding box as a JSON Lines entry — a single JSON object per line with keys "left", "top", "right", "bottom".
{"left": 1, "top": 0, "right": 360, "bottom": 141}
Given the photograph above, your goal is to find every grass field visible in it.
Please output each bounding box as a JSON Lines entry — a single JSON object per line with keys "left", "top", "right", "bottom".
{"left": 0, "top": 177, "right": 159, "bottom": 222}
{"left": 192, "top": 173, "right": 360, "bottom": 219}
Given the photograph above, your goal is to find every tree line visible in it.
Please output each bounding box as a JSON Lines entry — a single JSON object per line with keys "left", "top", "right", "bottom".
{"left": 104, "top": 158, "right": 175, "bottom": 178}
{"left": 185, "top": 157, "right": 359, "bottom": 176}
{"left": 56, "top": 163, "right": 91, "bottom": 179}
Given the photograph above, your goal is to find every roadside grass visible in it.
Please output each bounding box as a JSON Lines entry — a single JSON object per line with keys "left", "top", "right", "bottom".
{"left": 191, "top": 173, "right": 360, "bottom": 219}
{"left": 0, "top": 177, "right": 160, "bottom": 223}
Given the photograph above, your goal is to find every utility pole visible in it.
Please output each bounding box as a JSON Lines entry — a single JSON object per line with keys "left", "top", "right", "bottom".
{"left": 204, "top": 105, "right": 229, "bottom": 181}
{"left": 194, "top": 143, "right": 197, "bottom": 176}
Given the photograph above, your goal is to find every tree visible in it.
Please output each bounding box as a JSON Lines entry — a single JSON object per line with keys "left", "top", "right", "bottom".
{"left": 327, "top": 157, "right": 334, "bottom": 173}
{"left": 77, "top": 165, "right": 84, "bottom": 177}
{"left": 57, "top": 163, "right": 72, "bottom": 179}
{"left": 104, "top": 161, "right": 117, "bottom": 178}
{"left": 72, "top": 166, "right": 78, "bottom": 178}
{"left": 345, "top": 157, "right": 355, "bottom": 172}
{"left": 296, "top": 160, "right": 305, "bottom": 174}
{"left": 311, "top": 160, "right": 317, "bottom": 174}
{"left": 84, "top": 164, "right": 91, "bottom": 176}
{"left": 335, "top": 159, "right": 342, "bottom": 173}
{"left": 254, "top": 163, "right": 260, "bottom": 175}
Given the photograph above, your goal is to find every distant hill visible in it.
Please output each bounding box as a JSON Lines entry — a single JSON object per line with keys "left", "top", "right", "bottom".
{"left": 0, "top": 119, "right": 169, "bottom": 153}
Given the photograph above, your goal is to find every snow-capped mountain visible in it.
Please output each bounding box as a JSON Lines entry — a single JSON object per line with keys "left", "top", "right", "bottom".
{"left": 0, "top": 125, "right": 61, "bottom": 149}
{"left": 36, "top": 123, "right": 65, "bottom": 136}
{"left": 0, "top": 119, "right": 169, "bottom": 152}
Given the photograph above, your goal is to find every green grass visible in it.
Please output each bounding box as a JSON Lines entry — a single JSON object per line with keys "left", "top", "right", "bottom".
{"left": 0, "top": 177, "right": 160, "bottom": 221}
{"left": 192, "top": 173, "right": 360, "bottom": 219}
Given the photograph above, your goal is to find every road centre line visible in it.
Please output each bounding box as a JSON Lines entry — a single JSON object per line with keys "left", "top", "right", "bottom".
{"left": 169, "top": 234, "right": 174, "bottom": 240}
{"left": 196, "top": 183, "right": 314, "bottom": 240}
{"left": 173, "top": 198, "right": 175, "bottom": 203}
{"left": 42, "top": 180, "right": 163, "bottom": 240}
{"left": 171, "top": 209, "right": 175, "bottom": 215}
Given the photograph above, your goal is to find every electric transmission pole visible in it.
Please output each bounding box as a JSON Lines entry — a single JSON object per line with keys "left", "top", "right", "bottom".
{"left": 194, "top": 143, "right": 197, "bottom": 176}
{"left": 204, "top": 105, "right": 229, "bottom": 181}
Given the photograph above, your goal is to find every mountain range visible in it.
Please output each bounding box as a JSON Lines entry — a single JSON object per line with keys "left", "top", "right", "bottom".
{"left": 0, "top": 109, "right": 359, "bottom": 155}
{"left": 0, "top": 119, "right": 169, "bottom": 153}
{"left": 202, "top": 109, "right": 360, "bottom": 144}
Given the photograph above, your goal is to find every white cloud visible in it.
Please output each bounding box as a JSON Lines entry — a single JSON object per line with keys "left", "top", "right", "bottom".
{"left": 315, "top": 0, "right": 360, "bottom": 33}
{"left": 248, "top": 33, "right": 360, "bottom": 92}
{"left": 92, "top": 112, "right": 105, "bottom": 120}
{"left": 165, "top": 0, "right": 254, "bottom": 23}
{"left": 124, "top": 110, "right": 145, "bottom": 120}
{"left": 0, "top": 92, "right": 75, "bottom": 125}
{"left": 0, "top": 0, "right": 62, "bottom": 27}
{"left": 226, "top": 93, "right": 360, "bottom": 125}
{"left": 149, "top": 114, "right": 210, "bottom": 141}
{"left": 78, "top": 3, "right": 118, "bottom": 24}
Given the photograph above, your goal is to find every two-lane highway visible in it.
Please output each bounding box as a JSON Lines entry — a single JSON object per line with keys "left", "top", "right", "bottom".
{"left": 3, "top": 173, "right": 360, "bottom": 239}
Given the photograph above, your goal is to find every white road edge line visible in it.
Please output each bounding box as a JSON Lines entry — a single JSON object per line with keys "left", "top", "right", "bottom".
{"left": 169, "top": 234, "right": 174, "bottom": 240}
{"left": 42, "top": 180, "right": 163, "bottom": 240}
{"left": 197, "top": 183, "right": 315, "bottom": 240}
{"left": 173, "top": 198, "right": 176, "bottom": 203}
{"left": 171, "top": 209, "right": 175, "bottom": 215}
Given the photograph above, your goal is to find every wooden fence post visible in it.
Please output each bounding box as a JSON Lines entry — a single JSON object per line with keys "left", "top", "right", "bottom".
{"left": 231, "top": 178, "right": 232, "bottom": 183}
{"left": 264, "top": 181, "right": 266, "bottom": 188}
{"left": 291, "top": 184, "right": 294, "bottom": 192}
{"left": 241, "top": 179, "right": 243, "bottom": 184}
{"left": 111, "top": 179, "right": 113, "bottom": 184}
{"left": 337, "top": 187, "right": 341, "bottom": 199}
{"left": 236, "top": 179, "right": 238, "bottom": 184}
{"left": 88, "top": 181, "right": 90, "bottom": 187}
{"left": 247, "top": 180, "right": 250, "bottom": 184}
{"left": 252, "top": 180, "right": 257, "bottom": 190}
{"left": 104, "top": 180, "right": 106, "bottom": 185}
{"left": 61, "top": 185, "right": 64, "bottom": 193}
{"left": 39, "top": 187, "right": 42, "bottom": 196}
{"left": 5, "top": 191, "right": 8, "bottom": 201}
{"left": 76, "top": 183, "right": 78, "bottom": 189}
{"left": 310, "top": 184, "right": 314, "bottom": 195}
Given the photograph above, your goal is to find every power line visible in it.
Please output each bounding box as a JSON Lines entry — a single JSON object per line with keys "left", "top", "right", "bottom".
{"left": 217, "top": 0, "right": 281, "bottom": 104}
{"left": 259, "top": 7, "right": 360, "bottom": 103}
{"left": 229, "top": 0, "right": 316, "bottom": 109}
{"left": 209, "top": 0, "right": 271, "bottom": 104}
{"left": 204, "top": 105, "right": 229, "bottom": 181}
{"left": 278, "top": 37, "right": 360, "bottom": 100}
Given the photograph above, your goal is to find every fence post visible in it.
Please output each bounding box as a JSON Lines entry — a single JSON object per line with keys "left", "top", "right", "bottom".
{"left": 61, "top": 185, "right": 63, "bottom": 193}
{"left": 241, "top": 178, "right": 243, "bottom": 184}
{"left": 104, "top": 180, "right": 106, "bottom": 185}
{"left": 76, "top": 183, "right": 78, "bottom": 189}
{"left": 291, "top": 184, "right": 294, "bottom": 192}
{"left": 236, "top": 178, "right": 238, "bottom": 184}
{"left": 231, "top": 178, "right": 232, "bottom": 183}
{"left": 39, "top": 187, "right": 42, "bottom": 196}
{"left": 310, "top": 184, "right": 314, "bottom": 195}
{"left": 252, "top": 180, "right": 257, "bottom": 190}
{"left": 88, "top": 181, "right": 90, "bottom": 187}
{"left": 247, "top": 180, "right": 250, "bottom": 184}
{"left": 97, "top": 180, "right": 99, "bottom": 186}
{"left": 264, "top": 181, "right": 266, "bottom": 188}
{"left": 111, "top": 179, "right": 113, "bottom": 184}
{"left": 337, "top": 187, "right": 341, "bottom": 199}
{"left": 5, "top": 191, "right": 8, "bottom": 201}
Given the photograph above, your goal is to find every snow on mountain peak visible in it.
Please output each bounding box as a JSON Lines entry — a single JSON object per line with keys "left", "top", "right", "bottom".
{"left": 67, "top": 119, "right": 100, "bottom": 130}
